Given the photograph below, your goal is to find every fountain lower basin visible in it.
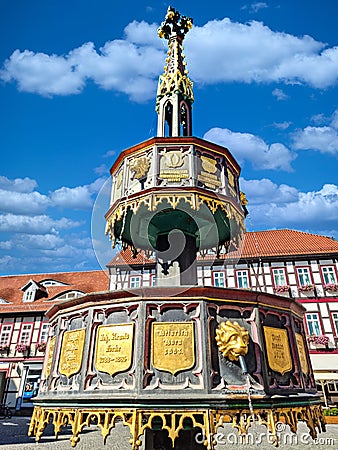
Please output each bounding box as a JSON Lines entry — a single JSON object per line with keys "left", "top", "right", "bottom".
{"left": 29, "top": 286, "right": 325, "bottom": 448}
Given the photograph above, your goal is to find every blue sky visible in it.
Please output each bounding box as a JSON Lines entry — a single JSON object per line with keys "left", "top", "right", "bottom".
{"left": 1, "top": 0, "right": 338, "bottom": 275}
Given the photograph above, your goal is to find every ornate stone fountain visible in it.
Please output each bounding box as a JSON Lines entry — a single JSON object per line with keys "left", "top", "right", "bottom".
{"left": 29, "top": 7, "right": 325, "bottom": 449}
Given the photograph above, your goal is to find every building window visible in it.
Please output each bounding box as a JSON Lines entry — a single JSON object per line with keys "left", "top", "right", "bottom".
{"left": 24, "top": 290, "right": 35, "bottom": 302}
{"left": 272, "top": 268, "right": 288, "bottom": 287}
{"left": 129, "top": 275, "right": 141, "bottom": 289}
{"left": 22, "top": 367, "right": 41, "bottom": 403}
{"left": 40, "top": 279, "right": 67, "bottom": 287}
{"left": 39, "top": 323, "right": 49, "bottom": 343}
{"left": 212, "top": 271, "right": 226, "bottom": 288}
{"left": 18, "top": 323, "right": 34, "bottom": 345}
{"left": 150, "top": 274, "right": 156, "bottom": 287}
{"left": 236, "top": 270, "right": 250, "bottom": 288}
{"left": 55, "top": 291, "right": 84, "bottom": 300}
{"left": 296, "top": 267, "right": 312, "bottom": 287}
{"left": 332, "top": 313, "right": 338, "bottom": 336}
{"left": 328, "top": 380, "right": 338, "bottom": 393}
{"left": 321, "top": 266, "right": 337, "bottom": 285}
{"left": 0, "top": 323, "right": 13, "bottom": 347}
{"left": 305, "top": 313, "right": 322, "bottom": 335}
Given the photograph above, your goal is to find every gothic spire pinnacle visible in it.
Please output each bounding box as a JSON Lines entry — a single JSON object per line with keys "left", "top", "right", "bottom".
{"left": 156, "top": 7, "right": 194, "bottom": 137}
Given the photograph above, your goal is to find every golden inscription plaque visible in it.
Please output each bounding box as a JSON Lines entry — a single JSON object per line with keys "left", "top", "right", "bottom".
{"left": 295, "top": 333, "right": 309, "bottom": 375}
{"left": 152, "top": 322, "right": 195, "bottom": 375}
{"left": 159, "top": 170, "right": 189, "bottom": 182}
{"left": 59, "top": 329, "right": 86, "bottom": 378}
{"left": 95, "top": 323, "right": 134, "bottom": 376}
{"left": 44, "top": 336, "right": 56, "bottom": 378}
{"left": 197, "top": 171, "right": 222, "bottom": 189}
{"left": 263, "top": 327, "right": 292, "bottom": 375}
{"left": 201, "top": 155, "right": 217, "bottom": 174}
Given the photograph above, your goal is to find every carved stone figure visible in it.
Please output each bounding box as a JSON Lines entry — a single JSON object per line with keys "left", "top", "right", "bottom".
{"left": 215, "top": 320, "right": 249, "bottom": 361}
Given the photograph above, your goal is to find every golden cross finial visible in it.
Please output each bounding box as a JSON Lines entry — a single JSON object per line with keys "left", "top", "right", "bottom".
{"left": 158, "top": 6, "right": 193, "bottom": 41}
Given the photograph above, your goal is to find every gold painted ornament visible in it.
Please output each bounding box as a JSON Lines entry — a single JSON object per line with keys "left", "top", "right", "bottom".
{"left": 44, "top": 336, "right": 56, "bottom": 378}
{"left": 263, "top": 327, "right": 292, "bottom": 375}
{"left": 215, "top": 320, "right": 249, "bottom": 361}
{"left": 201, "top": 155, "right": 217, "bottom": 174}
{"left": 59, "top": 329, "right": 86, "bottom": 378}
{"left": 95, "top": 323, "right": 134, "bottom": 376}
{"left": 295, "top": 333, "right": 309, "bottom": 375}
{"left": 164, "top": 150, "right": 185, "bottom": 168}
{"left": 151, "top": 322, "right": 195, "bottom": 375}
{"left": 129, "top": 156, "right": 150, "bottom": 180}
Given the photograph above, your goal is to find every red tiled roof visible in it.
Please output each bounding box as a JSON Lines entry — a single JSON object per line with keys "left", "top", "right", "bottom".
{"left": 108, "top": 248, "right": 155, "bottom": 267}
{"left": 240, "top": 229, "right": 338, "bottom": 258}
{"left": 108, "top": 229, "right": 338, "bottom": 266}
{"left": 0, "top": 270, "right": 109, "bottom": 313}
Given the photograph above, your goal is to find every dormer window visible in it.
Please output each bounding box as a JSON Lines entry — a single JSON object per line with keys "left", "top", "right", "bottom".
{"left": 24, "top": 289, "right": 35, "bottom": 302}
{"left": 21, "top": 279, "right": 48, "bottom": 302}
{"left": 54, "top": 290, "right": 84, "bottom": 300}
{"left": 40, "top": 279, "right": 68, "bottom": 287}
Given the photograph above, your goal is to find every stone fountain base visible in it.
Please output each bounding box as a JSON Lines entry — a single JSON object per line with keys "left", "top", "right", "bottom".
{"left": 29, "top": 287, "right": 326, "bottom": 448}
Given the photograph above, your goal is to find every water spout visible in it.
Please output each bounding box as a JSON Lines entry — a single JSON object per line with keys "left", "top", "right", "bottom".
{"left": 238, "top": 355, "right": 248, "bottom": 374}
{"left": 239, "top": 356, "right": 255, "bottom": 423}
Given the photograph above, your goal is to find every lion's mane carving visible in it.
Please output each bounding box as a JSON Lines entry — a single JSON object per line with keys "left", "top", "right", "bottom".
{"left": 215, "top": 320, "right": 249, "bottom": 361}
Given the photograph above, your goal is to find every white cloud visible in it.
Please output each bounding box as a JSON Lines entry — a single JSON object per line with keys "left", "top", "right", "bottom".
{"left": 39, "top": 242, "right": 94, "bottom": 259}
{"left": 0, "top": 255, "right": 16, "bottom": 272}
{"left": 51, "top": 185, "right": 93, "bottom": 209}
{"left": 2, "top": 18, "right": 338, "bottom": 100}
{"left": 14, "top": 234, "right": 64, "bottom": 250}
{"left": 204, "top": 127, "right": 296, "bottom": 171}
{"left": 240, "top": 178, "right": 299, "bottom": 204}
{"left": 71, "top": 40, "right": 163, "bottom": 101}
{"left": 94, "top": 164, "right": 109, "bottom": 175}
{"left": 272, "top": 88, "right": 289, "bottom": 100}
{"left": 0, "top": 189, "right": 50, "bottom": 214}
{"left": 242, "top": 3, "right": 269, "bottom": 13}
{"left": 0, "top": 176, "right": 105, "bottom": 214}
{"left": 103, "top": 149, "right": 117, "bottom": 158}
{"left": 50, "top": 177, "right": 105, "bottom": 209}
{"left": 244, "top": 180, "right": 338, "bottom": 231}
{"left": 186, "top": 19, "right": 337, "bottom": 88}
{"left": 0, "top": 241, "right": 12, "bottom": 250}
{"left": 273, "top": 121, "right": 292, "bottom": 130}
{"left": 0, "top": 176, "right": 50, "bottom": 215}
{"left": 0, "top": 236, "right": 99, "bottom": 274}
{"left": 292, "top": 126, "right": 338, "bottom": 155}
{"left": 330, "top": 109, "right": 338, "bottom": 129}
{"left": 0, "top": 28, "right": 164, "bottom": 101}
{"left": 0, "top": 176, "right": 108, "bottom": 274}
{"left": 124, "top": 20, "right": 162, "bottom": 48}
{"left": 292, "top": 109, "right": 338, "bottom": 156}
{"left": 0, "top": 214, "right": 81, "bottom": 234}
{"left": 310, "top": 113, "right": 329, "bottom": 125}
{"left": 0, "top": 49, "right": 85, "bottom": 96}
{"left": 0, "top": 176, "right": 38, "bottom": 193}
{"left": 251, "top": 2, "right": 268, "bottom": 13}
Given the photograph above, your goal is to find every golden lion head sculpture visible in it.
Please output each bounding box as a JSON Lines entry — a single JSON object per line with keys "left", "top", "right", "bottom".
{"left": 215, "top": 320, "right": 249, "bottom": 361}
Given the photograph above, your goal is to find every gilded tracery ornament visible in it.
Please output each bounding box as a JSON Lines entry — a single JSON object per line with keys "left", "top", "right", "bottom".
{"left": 29, "top": 404, "right": 325, "bottom": 449}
